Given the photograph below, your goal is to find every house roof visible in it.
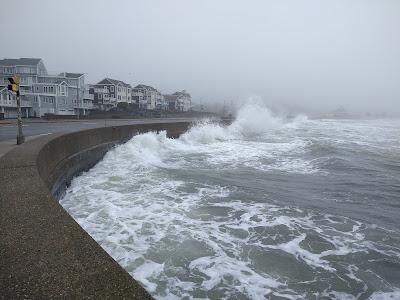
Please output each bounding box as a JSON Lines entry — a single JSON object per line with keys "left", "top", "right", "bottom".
{"left": 37, "top": 75, "right": 70, "bottom": 84}
{"left": 34, "top": 80, "right": 66, "bottom": 85}
{"left": 97, "top": 78, "right": 131, "bottom": 88}
{"left": 59, "top": 72, "right": 84, "bottom": 78}
{"left": 55, "top": 79, "right": 68, "bottom": 85}
{"left": 133, "top": 84, "right": 157, "bottom": 91}
{"left": 173, "top": 90, "right": 190, "bottom": 97}
{"left": 164, "top": 94, "right": 178, "bottom": 101}
{"left": 0, "top": 58, "right": 41, "bottom": 66}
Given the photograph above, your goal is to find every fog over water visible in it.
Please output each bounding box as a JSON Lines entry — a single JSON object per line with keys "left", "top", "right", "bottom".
{"left": 1, "top": 0, "right": 400, "bottom": 114}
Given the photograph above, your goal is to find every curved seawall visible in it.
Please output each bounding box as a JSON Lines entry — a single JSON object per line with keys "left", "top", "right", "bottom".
{"left": 0, "top": 121, "right": 192, "bottom": 299}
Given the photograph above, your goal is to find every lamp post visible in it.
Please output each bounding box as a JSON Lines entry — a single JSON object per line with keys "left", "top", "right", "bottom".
{"left": 16, "top": 91, "right": 24, "bottom": 144}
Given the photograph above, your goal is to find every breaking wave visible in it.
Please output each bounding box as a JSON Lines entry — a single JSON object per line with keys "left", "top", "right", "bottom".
{"left": 60, "top": 101, "right": 400, "bottom": 299}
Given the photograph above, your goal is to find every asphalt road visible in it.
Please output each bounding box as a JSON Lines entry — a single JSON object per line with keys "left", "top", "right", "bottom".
{"left": 0, "top": 118, "right": 202, "bottom": 142}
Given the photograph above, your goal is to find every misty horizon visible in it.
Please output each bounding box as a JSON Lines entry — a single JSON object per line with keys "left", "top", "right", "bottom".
{"left": 1, "top": 0, "right": 400, "bottom": 115}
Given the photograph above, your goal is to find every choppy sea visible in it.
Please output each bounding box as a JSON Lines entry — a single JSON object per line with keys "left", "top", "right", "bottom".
{"left": 61, "top": 102, "right": 400, "bottom": 299}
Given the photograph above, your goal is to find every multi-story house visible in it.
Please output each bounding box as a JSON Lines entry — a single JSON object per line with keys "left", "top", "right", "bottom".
{"left": 60, "top": 73, "right": 92, "bottom": 116}
{"left": 132, "top": 84, "right": 166, "bottom": 110}
{"left": 0, "top": 87, "right": 32, "bottom": 118}
{"left": 0, "top": 58, "right": 47, "bottom": 117}
{"left": 30, "top": 72, "right": 90, "bottom": 116}
{"left": 82, "top": 84, "right": 95, "bottom": 112}
{"left": 0, "top": 58, "right": 92, "bottom": 117}
{"left": 165, "top": 90, "right": 192, "bottom": 112}
{"left": 92, "top": 78, "right": 132, "bottom": 110}
{"left": 155, "top": 91, "right": 167, "bottom": 110}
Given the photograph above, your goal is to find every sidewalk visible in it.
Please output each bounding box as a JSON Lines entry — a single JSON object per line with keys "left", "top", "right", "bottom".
{"left": 0, "top": 118, "right": 141, "bottom": 125}
{"left": 0, "top": 118, "right": 86, "bottom": 125}
{"left": 0, "top": 134, "right": 52, "bottom": 158}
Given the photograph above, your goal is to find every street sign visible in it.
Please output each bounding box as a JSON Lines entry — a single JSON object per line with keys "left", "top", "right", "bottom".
{"left": 8, "top": 75, "right": 20, "bottom": 93}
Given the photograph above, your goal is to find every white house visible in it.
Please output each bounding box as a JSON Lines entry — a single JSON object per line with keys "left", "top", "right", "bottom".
{"left": 0, "top": 58, "right": 91, "bottom": 117}
{"left": 165, "top": 90, "right": 192, "bottom": 112}
{"left": 132, "top": 84, "right": 166, "bottom": 110}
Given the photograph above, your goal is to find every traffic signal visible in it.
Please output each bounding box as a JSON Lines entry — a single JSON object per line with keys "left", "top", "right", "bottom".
{"left": 8, "top": 76, "right": 20, "bottom": 94}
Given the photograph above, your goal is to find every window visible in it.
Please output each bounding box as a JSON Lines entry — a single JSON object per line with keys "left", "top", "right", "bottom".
{"left": 110, "top": 86, "right": 114, "bottom": 92}
{"left": 59, "top": 85, "right": 66, "bottom": 96}
{"left": 17, "top": 67, "right": 31, "bottom": 74}
{"left": 98, "top": 94, "right": 102, "bottom": 99}
{"left": 4, "top": 67, "right": 14, "bottom": 74}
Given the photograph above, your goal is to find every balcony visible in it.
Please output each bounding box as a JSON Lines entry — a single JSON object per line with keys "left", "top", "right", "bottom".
{"left": 84, "top": 93, "right": 94, "bottom": 100}
{"left": 0, "top": 98, "right": 32, "bottom": 108}
{"left": 0, "top": 98, "right": 16, "bottom": 107}
{"left": 94, "top": 88, "right": 106, "bottom": 93}
{"left": 22, "top": 100, "right": 32, "bottom": 107}
{"left": 74, "top": 101, "right": 94, "bottom": 109}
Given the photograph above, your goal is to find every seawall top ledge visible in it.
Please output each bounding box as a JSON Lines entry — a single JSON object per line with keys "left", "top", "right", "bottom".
{"left": 0, "top": 121, "right": 193, "bottom": 299}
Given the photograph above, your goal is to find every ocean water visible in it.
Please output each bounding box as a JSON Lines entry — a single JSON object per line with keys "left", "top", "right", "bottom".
{"left": 60, "top": 102, "right": 400, "bottom": 299}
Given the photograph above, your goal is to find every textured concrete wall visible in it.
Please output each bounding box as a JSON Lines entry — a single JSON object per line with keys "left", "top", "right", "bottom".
{"left": 37, "top": 122, "right": 191, "bottom": 199}
{"left": 0, "top": 121, "right": 192, "bottom": 299}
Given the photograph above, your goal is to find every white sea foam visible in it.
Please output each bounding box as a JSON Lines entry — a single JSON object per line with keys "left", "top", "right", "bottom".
{"left": 369, "top": 290, "right": 400, "bottom": 300}
{"left": 60, "top": 102, "right": 400, "bottom": 299}
{"left": 228, "top": 100, "right": 284, "bottom": 136}
{"left": 116, "top": 101, "right": 317, "bottom": 174}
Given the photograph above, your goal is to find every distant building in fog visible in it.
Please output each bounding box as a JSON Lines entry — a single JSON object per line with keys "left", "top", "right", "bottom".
{"left": 165, "top": 90, "right": 191, "bottom": 112}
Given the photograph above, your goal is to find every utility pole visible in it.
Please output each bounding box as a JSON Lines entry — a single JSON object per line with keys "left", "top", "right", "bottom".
{"left": 8, "top": 76, "right": 24, "bottom": 145}
{"left": 76, "top": 81, "right": 80, "bottom": 120}
{"left": 16, "top": 91, "right": 24, "bottom": 144}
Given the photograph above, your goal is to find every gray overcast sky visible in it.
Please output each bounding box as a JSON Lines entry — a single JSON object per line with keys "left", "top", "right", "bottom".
{"left": 1, "top": 0, "right": 400, "bottom": 114}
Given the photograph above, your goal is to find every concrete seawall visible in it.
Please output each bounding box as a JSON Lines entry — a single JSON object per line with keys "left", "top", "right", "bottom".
{"left": 0, "top": 121, "right": 192, "bottom": 299}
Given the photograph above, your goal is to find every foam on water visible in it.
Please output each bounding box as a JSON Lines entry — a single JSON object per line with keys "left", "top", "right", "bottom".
{"left": 61, "top": 101, "right": 400, "bottom": 299}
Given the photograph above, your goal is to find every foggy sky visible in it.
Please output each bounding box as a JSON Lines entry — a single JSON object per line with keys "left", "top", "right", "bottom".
{"left": 1, "top": 0, "right": 400, "bottom": 114}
